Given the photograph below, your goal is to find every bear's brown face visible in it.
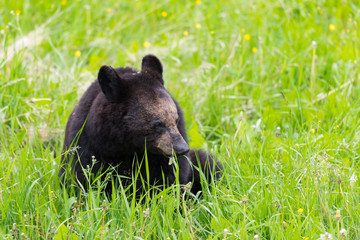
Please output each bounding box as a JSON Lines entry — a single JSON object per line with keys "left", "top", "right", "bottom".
{"left": 126, "top": 88, "right": 189, "bottom": 157}
{"left": 98, "top": 54, "right": 189, "bottom": 158}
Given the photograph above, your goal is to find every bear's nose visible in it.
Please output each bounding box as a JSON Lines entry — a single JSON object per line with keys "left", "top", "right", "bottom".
{"left": 174, "top": 142, "right": 190, "bottom": 156}
{"left": 169, "top": 127, "right": 190, "bottom": 156}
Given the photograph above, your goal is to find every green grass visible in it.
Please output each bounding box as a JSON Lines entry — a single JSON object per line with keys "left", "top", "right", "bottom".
{"left": 1, "top": 0, "right": 360, "bottom": 239}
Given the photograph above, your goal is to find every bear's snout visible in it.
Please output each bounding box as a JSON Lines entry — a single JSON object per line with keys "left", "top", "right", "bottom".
{"left": 156, "top": 128, "right": 189, "bottom": 157}
{"left": 169, "top": 127, "right": 189, "bottom": 156}
{"left": 172, "top": 138, "right": 190, "bottom": 156}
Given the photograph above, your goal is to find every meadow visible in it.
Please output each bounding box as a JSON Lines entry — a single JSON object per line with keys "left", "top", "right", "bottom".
{"left": 1, "top": 0, "right": 360, "bottom": 239}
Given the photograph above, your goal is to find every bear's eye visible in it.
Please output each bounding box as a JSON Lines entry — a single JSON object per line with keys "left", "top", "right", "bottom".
{"left": 152, "top": 120, "right": 165, "bottom": 129}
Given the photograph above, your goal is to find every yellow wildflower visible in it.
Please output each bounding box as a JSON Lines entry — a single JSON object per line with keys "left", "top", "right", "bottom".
{"left": 298, "top": 208, "right": 304, "bottom": 213}
{"left": 335, "top": 209, "right": 341, "bottom": 221}
{"left": 252, "top": 47, "right": 257, "bottom": 53}
{"left": 61, "top": 0, "right": 67, "bottom": 5}
{"left": 183, "top": 31, "right": 189, "bottom": 36}
{"left": 143, "top": 41, "right": 151, "bottom": 48}
{"left": 107, "top": 8, "right": 112, "bottom": 13}
{"left": 244, "top": 34, "right": 250, "bottom": 41}
{"left": 161, "top": 11, "right": 168, "bottom": 17}
{"left": 310, "top": 129, "right": 315, "bottom": 134}
{"left": 74, "top": 50, "right": 81, "bottom": 57}
{"left": 195, "top": 23, "right": 201, "bottom": 29}
{"left": 329, "top": 24, "right": 335, "bottom": 31}
{"left": 196, "top": 0, "right": 201, "bottom": 5}
{"left": 16, "top": 9, "right": 21, "bottom": 15}
{"left": 210, "top": 30, "right": 215, "bottom": 35}
{"left": 317, "top": 6, "right": 322, "bottom": 14}
{"left": 348, "top": 18, "right": 352, "bottom": 22}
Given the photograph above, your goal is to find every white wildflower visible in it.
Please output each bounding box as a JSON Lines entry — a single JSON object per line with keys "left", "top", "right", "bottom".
{"left": 340, "top": 229, "right": 347, "bottom": 238}
{"left": 350, "top": 172, "right": 357, "bottom": 187}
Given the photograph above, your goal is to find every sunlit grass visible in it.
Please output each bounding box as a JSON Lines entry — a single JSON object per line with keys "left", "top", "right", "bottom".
{"left": 1, "top": 0, "right": 360, "bottom": 239}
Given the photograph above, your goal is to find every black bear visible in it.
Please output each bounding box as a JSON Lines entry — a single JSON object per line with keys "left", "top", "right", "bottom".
{"left": 59, "top": 54, "right": 222, "bottom": 195}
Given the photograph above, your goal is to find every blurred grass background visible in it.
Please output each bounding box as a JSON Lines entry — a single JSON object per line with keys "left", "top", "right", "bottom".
{"left": 1, "top": 0, "right": 360, "bottom": 239}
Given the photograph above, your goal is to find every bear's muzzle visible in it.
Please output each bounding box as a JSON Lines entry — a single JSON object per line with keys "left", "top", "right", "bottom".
{"left": 156, "top": 128, "right": 189, "bottom": 157}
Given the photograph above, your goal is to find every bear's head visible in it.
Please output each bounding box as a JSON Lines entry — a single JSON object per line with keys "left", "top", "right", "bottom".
{"left": 97, "top": 55, "right": 189, "bottom": 158}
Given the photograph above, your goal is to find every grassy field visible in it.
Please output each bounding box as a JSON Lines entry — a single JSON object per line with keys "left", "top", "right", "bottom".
{"left": 1, "top": 0, "right": 360, "bottom": 239}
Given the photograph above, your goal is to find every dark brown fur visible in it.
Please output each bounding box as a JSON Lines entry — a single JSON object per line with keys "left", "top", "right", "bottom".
{"left": 59, "top": 55, "right": 222, "bottom": 195}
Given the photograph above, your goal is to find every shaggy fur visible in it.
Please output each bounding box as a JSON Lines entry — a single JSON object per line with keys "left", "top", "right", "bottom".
{"left": 59, "top": 54, "right": 222, "bottom": 195}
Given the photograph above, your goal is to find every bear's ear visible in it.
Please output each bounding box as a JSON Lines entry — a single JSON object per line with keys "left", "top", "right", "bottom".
{"left": 141, "top": 54, "right": 163, "bottom": 77}
{"left": 98, "top": 65, "right": 127, "bottom": 102}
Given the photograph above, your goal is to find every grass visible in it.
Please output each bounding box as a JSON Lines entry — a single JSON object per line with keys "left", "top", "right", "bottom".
{"left": 1, "top": 0, "right": 360, "bottom": 239}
